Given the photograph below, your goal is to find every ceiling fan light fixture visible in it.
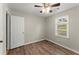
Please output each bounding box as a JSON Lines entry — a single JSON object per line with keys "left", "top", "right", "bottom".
{"left": 42, "top": 7, "right": 46, "bottom": 13}
{"left": 42, "top": 6, "right": 51, "bottom": 13}
{"left": 34, "top": 3, "right": 60, "bottom": 13}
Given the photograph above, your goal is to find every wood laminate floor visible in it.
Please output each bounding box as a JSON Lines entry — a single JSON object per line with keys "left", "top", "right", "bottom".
{"left": 7, "top": 40, "right": 78, "bottom": 55}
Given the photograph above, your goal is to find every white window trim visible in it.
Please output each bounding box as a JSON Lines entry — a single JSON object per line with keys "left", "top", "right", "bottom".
{"left": 55, "top": 15, "right": 69, "bottom": 38}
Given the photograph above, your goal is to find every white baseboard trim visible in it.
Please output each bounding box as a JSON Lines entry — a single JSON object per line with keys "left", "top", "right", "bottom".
{"left": 25, "top": 39, "right": 45, "bottom": 45}
{"left": 10, "top": 39, "right": 45, "bottom": 49}
{"left": 46, "top": 39, "right": 79, "bottom": 54}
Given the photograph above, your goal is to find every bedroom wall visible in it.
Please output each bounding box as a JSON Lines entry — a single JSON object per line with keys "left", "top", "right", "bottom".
{"left": 0, "top": 3, "right": 4, "bottom": 55}
{"left": 0, "top": 3, "right": 7, "bottom": 55}
{"left": 46, "top": 6, "right": 79, "bottom": 53}
{"left": 10, "top": 11, "right": 45, "bottom": 44}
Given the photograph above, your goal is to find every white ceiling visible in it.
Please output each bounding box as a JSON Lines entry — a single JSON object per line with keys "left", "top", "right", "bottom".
{"left": 8, "top": 3, "right": 79, "bottom": 17}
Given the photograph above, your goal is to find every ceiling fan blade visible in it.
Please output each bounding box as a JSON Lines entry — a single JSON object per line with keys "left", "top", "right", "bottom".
{"left": 34, "top": 5, "right": 42, "bottom": 7}
{"left": 51, "top": 3, "right": 60, "bottom": 7}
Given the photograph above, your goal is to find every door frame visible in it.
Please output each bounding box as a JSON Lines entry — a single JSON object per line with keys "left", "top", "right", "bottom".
{"left": 6, "top": 11, "right": 11, "bottom": 54}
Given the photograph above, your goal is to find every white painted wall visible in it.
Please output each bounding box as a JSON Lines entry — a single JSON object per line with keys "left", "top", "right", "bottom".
{"left": 0, "top": 3, "right": 7, "bottom": 55}
{"left": 46, "top": 6, "right": 79, "bottom": 53}
{"left": 0, "top": 3, "right": 3, "bottom": 43}
{"left": 0, "top": 3, "right": 4, "bottom": 55}
{"left": 24, "top": 14, "right": 45, "bottom": 44}
{"left": 10, "top": 11, "right": 45, "bottom": 45}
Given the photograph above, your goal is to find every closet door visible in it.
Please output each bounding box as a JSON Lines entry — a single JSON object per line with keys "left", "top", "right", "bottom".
{"left": 11, "top": 15, "right": 24, "bottom": 49}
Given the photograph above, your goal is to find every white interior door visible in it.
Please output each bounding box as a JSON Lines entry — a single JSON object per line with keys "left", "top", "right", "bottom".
{"left": 11, "top": 15, "right": 24, "bottom": 49}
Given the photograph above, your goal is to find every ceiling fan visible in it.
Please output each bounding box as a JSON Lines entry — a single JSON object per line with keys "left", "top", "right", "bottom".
{"left": 34, "top": 3, "right": 60, "bottom": 13}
